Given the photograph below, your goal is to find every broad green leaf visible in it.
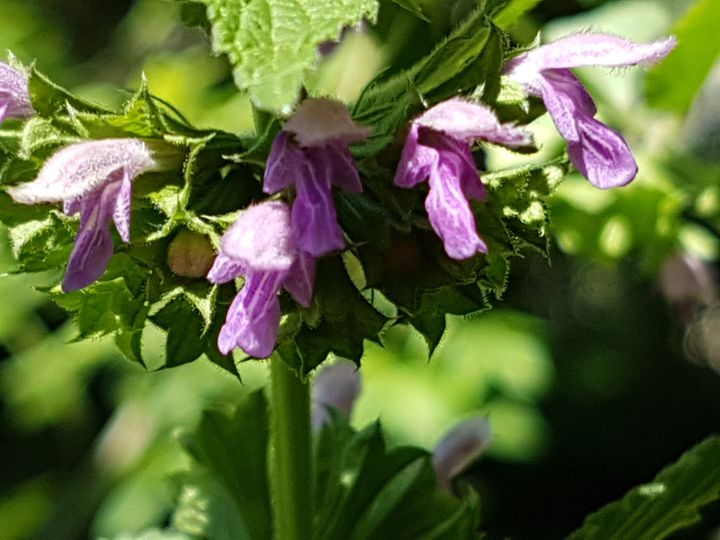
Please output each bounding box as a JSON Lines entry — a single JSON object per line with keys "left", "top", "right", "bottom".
{"left": 314, "top": 418, "right": 479, "bottom": 539}
{"left": 569, "top": 435, "right": 720, "bottom": 540}
{"left": 493, "top": 0, "right": 541, "bottom": 30}
{"left": 180, "top": 392, "right": 272, "bottom": 540}
{"left": 7, "top": 211, "right": 74, "bottom": 273}
{"left": 198, "top": 0, "right": 379, "bottom": 113}
{"left": 152, "top": 296, "right": 208, "bottom": 367}
{"left": 645, "top": 0, "right": 720, "bottom": 113}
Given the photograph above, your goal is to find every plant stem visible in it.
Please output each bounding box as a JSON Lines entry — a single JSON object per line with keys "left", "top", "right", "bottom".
{"left": 269, "top": 356, "right": 313, "bottom": 540}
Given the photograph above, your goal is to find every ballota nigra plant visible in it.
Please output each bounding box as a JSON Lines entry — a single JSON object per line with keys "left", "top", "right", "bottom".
{"left": 0, "top": 1, "right": 696, "bottom": 538}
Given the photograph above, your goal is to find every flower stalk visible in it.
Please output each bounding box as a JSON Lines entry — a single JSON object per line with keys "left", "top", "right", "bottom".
{"left": 269, "top": 357, "right": 313, "bottom": 540}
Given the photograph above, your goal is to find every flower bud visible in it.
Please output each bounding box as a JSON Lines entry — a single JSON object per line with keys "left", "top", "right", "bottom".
{"left": 167, "top": 230, "right": 216, "bottom": 278}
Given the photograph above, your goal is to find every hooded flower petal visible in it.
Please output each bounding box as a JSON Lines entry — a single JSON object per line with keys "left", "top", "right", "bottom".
{"left": 425, "top": 157, "right": 488, "bottom": 259}
{"left": 62, "top": 181, "right": 123, "bottom": 292}
{"left": 282, "top": 97, "right": 371, "bottom": 147}
{"left": 292, "top": 163, "right": 346, "bottom": 257}
{"left": 395, "top": 99, "right": 530, "bottom": 260}
{"left": 209, "top": 201, "right": 316, "bottom": 358}
{"left": 433, "top": 417, "right": 492, "bottom": 491}
{"left": 504, "top": 33, "right": 677, "bottom": 80}
{"left": 263, "top": 131, "right": 305, "bottom": 194}
{"left": 415, "top": 98, "right": 533, "bottom": 147}
{"left": 311, "top": 359, "right": 362, "bottom": 429}
{"left": 8, "top": 139, "right": 157, "bottom": 204}
{"left": 263, "top": 99, "right": 370, "bottom": 258}
{"left": 504, "top": 33, "right": 676, "bottom": 188}
{"left": 538, "top": 69, "right": 637, "bottom": 187}
{"left": 394, "top": 124, "right": 439, "bottom": 188}
{"left": 207, "top": 253, "right": 246, "bottom": 284}
{"left": 0, "top": 61, "right": 34, "bottom": 123}
{"left": 219, "top": 201, "right": 298, "bottom": 272}
{"left": 217, "top": 271, "right": 284, "bottom": 357}
{"left": 282, "top": 251, "right": 316, "bottom": 308}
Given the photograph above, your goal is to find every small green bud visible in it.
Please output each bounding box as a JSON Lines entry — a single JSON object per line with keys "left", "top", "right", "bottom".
{"left": 167, "top": 230, "right": 215, "bottom": 278}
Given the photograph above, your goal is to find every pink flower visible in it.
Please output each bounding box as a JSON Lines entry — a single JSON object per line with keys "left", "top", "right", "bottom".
{"left": 504, "top": 33, "right": 676, "bottom": 188}
{"left": 394, "top": 98, "right": 532, "bottom": 259}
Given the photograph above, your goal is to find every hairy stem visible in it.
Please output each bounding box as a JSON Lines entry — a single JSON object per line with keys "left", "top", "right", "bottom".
{"left": 269, "top": 356, "right": 313, "bottom": 540}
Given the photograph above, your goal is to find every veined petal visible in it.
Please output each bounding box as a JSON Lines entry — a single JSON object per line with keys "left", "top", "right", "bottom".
{"left": 62, "top": 184, "right": 117, "bottom": 292}
{"left": 425, "top": 160, "right": 488, "bottom": 260}
{"left": 282, "top": 251, "right": 316, "bottom": 307}
{"left": 416, "top": 98, "right": 533, "bottom": 147}
{"left": 8, "top": 139, "right": 157, "bottom": 204}
{"left": 419, "top": 130, "right": 486, "bottom": 202}
{"left": 207, "top": 252, "right": 246, "bottom": 284}
{"left": 505, "top": 33, "right": 676, "bottom": 77}
{"left": 218, "top": 271, "right": 284, "bottom": 357}
{"left": 539, "top": 69, "right": 637, "bottom": 188}
{"left": 219, "top": 201, "right": 297, "bottom": 272}
{"left": 0, "top": 62, "right": 34, "bottom": 122}
{"left": 394, "top": 124, "right": 438, "bottom": 188}
{"left": 263, "top": 131, "right": 305, "bottom": 194}
{"left": 283, "top": 98, "right": 371, "bottom": 147}
{"left": 112, "top": 170, "right": 132, "bottom": 243}
{"left": 308, "top": 143, "right": 363, "bottom": 194}
{"left": 292, "top": 165, "right": 345, "bottom": 257}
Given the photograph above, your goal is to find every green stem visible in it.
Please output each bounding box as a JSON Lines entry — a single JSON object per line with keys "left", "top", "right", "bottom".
{"left": 269, "top": 356, "right": 313, "bottom": 540}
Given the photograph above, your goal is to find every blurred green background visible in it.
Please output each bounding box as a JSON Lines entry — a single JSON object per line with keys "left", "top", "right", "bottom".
{"left": 1, "top": 0, "right": 720, "bottom": 538}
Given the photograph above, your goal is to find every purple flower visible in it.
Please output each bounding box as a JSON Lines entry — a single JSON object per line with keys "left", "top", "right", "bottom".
{"left": 207, "top": 201, "right": 316, "bottom": 358}
{"left": 504, "top": 33, "right": 677, "bottom": 188}
{"left": 263, "top": 98, "right": 371, "bottom": 257}
{"left": 311, "top": 359, "right": 362, "bottom": 429}
{"left": 8, "top": 139, "right": 160, "bottom": 291}
{"left": 0, "top": 61, "right": 34, "bottom": 123}
{"left": 432, "top": 417, "right": 492, "bottom": 492}
{"left": 394, "top": 98, "right": 532, "bottom": 260}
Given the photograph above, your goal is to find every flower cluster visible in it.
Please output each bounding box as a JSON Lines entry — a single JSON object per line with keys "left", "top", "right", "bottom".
{"left": 2, "top": 31, "right": 676, "bottom": 359}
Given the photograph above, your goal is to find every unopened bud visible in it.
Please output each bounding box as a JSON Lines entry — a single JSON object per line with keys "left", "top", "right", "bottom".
{"left": 167, "top": 230, "right": 216, "bottom": 278}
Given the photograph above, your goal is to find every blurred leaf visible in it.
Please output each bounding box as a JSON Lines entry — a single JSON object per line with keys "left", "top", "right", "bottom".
{"left": 390, "top": 0, "right": 429, "bottom": 21}
{"left": 645, "top": 0, "right": 720, "bottom": 113}
{"left": 180, "top": 391, "right": 272, "bottom": 540}
{"left": 314, "top": 418, "right": 479, "bottom": 539}
{"left": 493, "top": 0, "right": 541, "bottom": 30}
{"left": 569, "top": 435, "right": 720, "bottom": 540}
{"left": 197, "top": 0, "right": 379, "bottom": 113}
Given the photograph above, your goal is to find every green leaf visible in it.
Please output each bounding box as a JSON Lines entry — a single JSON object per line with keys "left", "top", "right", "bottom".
{"left": 198, "top": 0, "right": 379, "bottom": 113}
{"left": 180, "top": 392, "right": 273, "bottom": 540}
{"left": 493, "top": 0, "right": 541, "bottom": 30}
{"left": 293, "top": 256, "right": 388, "bottom": 372}
{"left": 390, "top": 0, "right": 429, "bottom": 21}
{"left": 569, "top": 435, "right": 720, "bottom": 540}
{"left": 353, "top": 8, "right": 502, "bottom": 155}
{"left": 7, "top": 211, "right": 74, "bottom": 273}
{"left": 152, "top": 296, "right": 208, "bottom": 367}
{"left": 28, "top": 68, "right": 110, "bottom": 117}
{"left": 645, "top": 0, "right": 720, "bottom": 113}
{"left": 314, "top": 418, "right": 479, "bottom": 539}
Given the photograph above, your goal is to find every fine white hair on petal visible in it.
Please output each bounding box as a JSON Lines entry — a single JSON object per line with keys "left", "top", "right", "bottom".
{"left": 415, "top": 98, "right": 533, "bottom": 147}
{"left": 504, "top": 33, "right": 677, "bottom": 79}
{"left": 219, "top": 201, "right": 298, "bottom": 272}
{"left": 8, "top": 139, "right": 156, "bottom": 204}
{"left": 283, "top": 97, "right": 371, "bottom": 147}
